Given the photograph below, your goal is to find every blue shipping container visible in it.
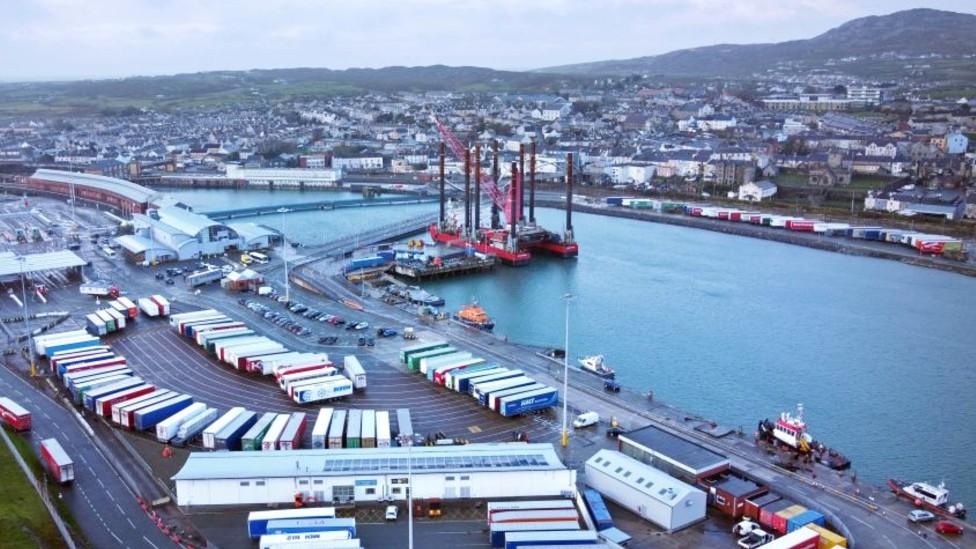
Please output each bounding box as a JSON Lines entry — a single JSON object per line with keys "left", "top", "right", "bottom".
{"left": 582, "top": 488, "right": 614, "bottom": 531}
{"left": 265, "top": 517, "right": 356, "bottom": 537}
{"left": 46, "top": 338, "right": 101, "bottom": 357}
{"left": 134, "top": 395, "right": 194, "bottom": 431}
{"left": 787, "top": 509, "right": 825, "bottom": 532}
{"left": 214, "top": 411, "right": 258, "bottom": 451}
{"left": 247, "top": 510, "right": 339, "bottom": 539}
{"left": 500, "top": 387, "right": 559, "bottom": 417}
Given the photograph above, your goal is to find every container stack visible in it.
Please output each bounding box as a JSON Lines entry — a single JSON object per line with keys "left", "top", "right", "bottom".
{"left": 138, "top": 294, "right": 170, "bottom": 317}
{"left": 86, "top": 307, "right": 128, "bottom": 336}
{"left": 678, "top": 202, "right": 964, "bottom": 256}
{"left": 401, "top": 341, "right": 558, "bottom": 417}
{"left": 168, "top": 308, "right": 354, "bottom": 404}
{"left": 486, "top": 500, "right": 595, "bottom": 548}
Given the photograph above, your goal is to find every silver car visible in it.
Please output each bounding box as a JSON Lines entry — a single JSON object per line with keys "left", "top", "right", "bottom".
{"left": 908, "top": 509, "right": 936, "bottom": 523}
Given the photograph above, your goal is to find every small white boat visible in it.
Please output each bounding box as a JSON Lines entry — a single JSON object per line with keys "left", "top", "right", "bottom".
{"left": 578, "top": 355, "right": 615, "bottom": 378}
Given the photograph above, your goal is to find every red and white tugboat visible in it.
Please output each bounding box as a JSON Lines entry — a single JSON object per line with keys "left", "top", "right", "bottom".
{"left": 756, "top": 404, "right": 851, "bottom": 470}
{"left": 887, "top": 480, "right": 966, "bottom": 519}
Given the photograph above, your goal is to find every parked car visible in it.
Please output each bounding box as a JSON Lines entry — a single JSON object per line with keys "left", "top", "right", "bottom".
{"left": 385, "top": 505, "right": 398, "bottom": 521}
{"left": 165, "top": 279, "right": 175, "bottom": 285}
{"left": 935, "top": 521, "right": 963, "bottom": 535}
{"left": 908, "top": 510, "right": 936, "bottom": 523}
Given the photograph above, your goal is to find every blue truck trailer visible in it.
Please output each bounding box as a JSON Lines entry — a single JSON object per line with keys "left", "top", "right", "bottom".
{"left": 134, "top": 394, "right": 194, "bottom": 431}
{"left": 499, "top": 386, "right": 559, "bottom": 417}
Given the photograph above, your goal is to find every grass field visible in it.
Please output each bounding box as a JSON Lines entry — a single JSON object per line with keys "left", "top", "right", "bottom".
{"left": 0, "top": 431, "right": 69, "bottom": 548}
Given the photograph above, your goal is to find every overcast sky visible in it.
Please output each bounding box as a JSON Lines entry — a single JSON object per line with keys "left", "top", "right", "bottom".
{"left": 1, "top": 1, "right": 973, "bottom": 81}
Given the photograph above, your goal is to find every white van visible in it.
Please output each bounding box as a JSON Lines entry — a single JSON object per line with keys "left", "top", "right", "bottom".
{"left": 573, "top": 411, "right": 599, "bottom": 428}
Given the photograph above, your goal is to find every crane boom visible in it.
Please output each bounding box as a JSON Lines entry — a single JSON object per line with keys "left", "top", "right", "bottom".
{"left": 432, "top": 116, "right": 514, "bottom": 224}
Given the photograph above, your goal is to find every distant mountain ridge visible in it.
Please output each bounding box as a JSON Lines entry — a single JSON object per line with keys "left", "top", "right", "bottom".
{"left": 0, "top": 64, "right": 581, "bottom": 116}
{"left": 540, "top": 8, "right": 976, "bottom": 77}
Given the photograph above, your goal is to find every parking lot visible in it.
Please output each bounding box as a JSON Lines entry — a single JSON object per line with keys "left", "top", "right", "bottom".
{"left": 111, "top": 319, "right": 564, "bottom": 450}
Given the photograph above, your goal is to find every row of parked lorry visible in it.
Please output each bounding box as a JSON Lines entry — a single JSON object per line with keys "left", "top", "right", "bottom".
{"left": 400, "top": 341, "right": 559, "bottom": 417}
{"left": 169, "top": 308, "right": 367, "bottom": 404}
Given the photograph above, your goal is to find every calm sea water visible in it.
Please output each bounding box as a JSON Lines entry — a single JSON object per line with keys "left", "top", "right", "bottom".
{"left": 170, "top": 188, "right": 976, "bottom": 505}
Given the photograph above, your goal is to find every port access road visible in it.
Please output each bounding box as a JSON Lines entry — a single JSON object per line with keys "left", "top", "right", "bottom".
{"left": 0, "top": 364, "right": 178, "bottom": 549}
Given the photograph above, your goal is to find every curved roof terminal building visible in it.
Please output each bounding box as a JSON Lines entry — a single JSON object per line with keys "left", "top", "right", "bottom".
{"left": 28, "top": 169, "right": 160, "bottom": 215}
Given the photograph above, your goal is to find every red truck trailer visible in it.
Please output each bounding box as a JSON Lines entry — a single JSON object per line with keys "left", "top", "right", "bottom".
{"left": 40, "top": 438, "right": 74, "bottom": 484}
{"left": 0, "top": 397, "right": 32, "bottom": 431}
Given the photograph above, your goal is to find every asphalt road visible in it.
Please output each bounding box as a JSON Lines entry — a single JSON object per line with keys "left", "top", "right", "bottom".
{"left": 0, "top": 365, "right": 176, "bottom": 549}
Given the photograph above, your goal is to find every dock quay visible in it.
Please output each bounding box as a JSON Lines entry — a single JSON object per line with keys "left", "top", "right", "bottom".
{"left": 201, "top": 195, "right": 442, "bottom": 220}
{"left": 536, "top": 198, "right": 976, "bottom": 279}
{"left": 283, "top": 229, "right": 972, "bottom": 548}
{"left": 392, "top": 254, "right": 495, "bottom": 279}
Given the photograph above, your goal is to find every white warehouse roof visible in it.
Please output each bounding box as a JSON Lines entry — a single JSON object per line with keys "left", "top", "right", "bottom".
{"left": 0, "top": 250, "right": 86, "bottom": 277}
{"left": 31, "top": 168, "right": 159, "bottom": 204}
{"left": 586, "top": 449, "right": 698, "bottom": 508}
{"left": 154, "top": 206, "right": 226, "bottom": 237}
{"left": 173, "top": 443, "right": 566, "bottom": 481}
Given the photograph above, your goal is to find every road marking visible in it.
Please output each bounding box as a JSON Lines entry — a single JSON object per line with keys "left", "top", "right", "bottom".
{"left": 143, "top": 535, "right": 160, "bottom": 549}
{"left": 116, "top": 502, "right": 125, "bottom": 515}
{"left": 111, "top": 531, "right": 123, "bottom": 544}
{"left": 97, "top": 478, "right": 105, "bottom": 488}
{"left": 106, "top": 490, "right": 115, "bottom": 501}
{"left": 127, "top": 517, "right": 136, "bottom": 529}
{"left": 848, "top": 514, "right": 875, "bottom": 530}
{"left": 467, "top": 425, "right": 481, "bottom": 433}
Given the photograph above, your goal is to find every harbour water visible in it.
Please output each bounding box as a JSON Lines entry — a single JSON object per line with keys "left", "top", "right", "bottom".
{"left": 172, "top": 188, "right": 976, "bottom": 506}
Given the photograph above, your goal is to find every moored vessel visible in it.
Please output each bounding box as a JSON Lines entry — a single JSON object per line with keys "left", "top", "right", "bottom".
{"left": 887, "top": 479, "right": 967, "bottom": 519}
{"left": 577, "top": 355, "right": 616, "bottom": 378}
{"left": 454, "top": 301, "right": 494, "bottom": 331}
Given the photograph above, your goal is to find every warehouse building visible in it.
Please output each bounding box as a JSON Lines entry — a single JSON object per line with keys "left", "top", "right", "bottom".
{"left": 118, "top": 205, "right": 274, "bottom": 264}
{"left": 172, "top": 443, "right": 575, "bottom": 507}
{"left": 225, "top": 164, "right": 342, "bottom": 189}
{"left": 617, "top": 424, "right": 729, "bottom": 482}
{"left": 26, "top": 168, "right": 160, "bottom": 215}
{"left": 585, "top": 449, "right": 706, "bottom": 532}
{"left": 697, "top": 473, "right": 766, "bottom": 518}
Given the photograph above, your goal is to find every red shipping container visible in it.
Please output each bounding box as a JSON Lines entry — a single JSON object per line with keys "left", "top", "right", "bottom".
{"left": 760, "top": 499, "right": 793, "bottom": 531}
{"left": 0, "top": 397, "right": 32, "bottom": 431}
{"left": 96, "top": 385, "right": 155, "bottom": 417}
{"left": 743, "top": 492, "right": 779, "bottom": 522}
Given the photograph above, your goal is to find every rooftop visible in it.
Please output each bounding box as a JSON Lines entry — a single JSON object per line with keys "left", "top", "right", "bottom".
{"left": 31, "top": 168, "right": 159, "bottom": 204}
{"left": 154, "top": 206, "right": 226, "bottom": 237}
{"left": 172, "top": 443, "right": 567, "bottom": 481}
{"left": 0, "top": 250, "right": 86, "bottom": 278}
{"left": 587, "top": 449, "right": 701, "bottom": 507}
{"left": 619, "top": 424, "right": 729, "bottom": 475}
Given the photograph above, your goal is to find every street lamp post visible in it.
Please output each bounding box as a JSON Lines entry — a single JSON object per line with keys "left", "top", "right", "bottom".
{"left": 561, "top": 292, "right": 574, "bottom": 448}
{"left": 407, "top": 441, "right": 414, "bottom": 549}
{"left": 19, "top": 257, "right": 36, "bottom": 377}
{"left": 277, "top": 208, "right": 290, "bottom": 303}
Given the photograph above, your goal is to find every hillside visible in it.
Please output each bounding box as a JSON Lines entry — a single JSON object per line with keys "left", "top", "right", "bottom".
{"left": 541, "top": 8, "right": 976, "bottom": 78}
{"left": 0, "top": 65, "right": 576, "bottom": 116}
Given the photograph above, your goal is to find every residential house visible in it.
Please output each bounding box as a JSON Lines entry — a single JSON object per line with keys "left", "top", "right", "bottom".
{"left": 738, "top": 180, "right": 778, "bottom": 202}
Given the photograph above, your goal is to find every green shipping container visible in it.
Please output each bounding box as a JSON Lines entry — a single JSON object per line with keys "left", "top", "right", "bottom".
{"left": 241, "top": 412, "right": 278, "bottom": 451}
{"left": 399, "top": 341, "right": 449, "bottom": 364}
{"left": 407, "top": 346, "right": 458, "bottom": 370}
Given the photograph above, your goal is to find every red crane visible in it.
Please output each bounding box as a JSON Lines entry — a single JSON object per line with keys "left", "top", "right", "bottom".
{"left": 431, "top": 116, "right": 520, "bottom": 226}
